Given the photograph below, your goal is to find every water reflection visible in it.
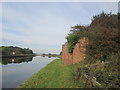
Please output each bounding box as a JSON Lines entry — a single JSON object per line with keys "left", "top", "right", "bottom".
{"left": 42, "top": 56, "right": 51, "bottom": 58}
{"left": 2, "top": 56, "right": 57, "bottom": 88}
{"left": 1, "top": 56, "right": 54, "bottom": 65}
{"left": 1, "top": 57, "right": 33, "bottom": 65}
{"left": 48, "top": 56, "right": 51, "bottom": 58}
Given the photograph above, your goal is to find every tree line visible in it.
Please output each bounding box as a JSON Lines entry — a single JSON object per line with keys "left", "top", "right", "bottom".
{"left": 1, "top": 46, "right": 33, "bottom": 56}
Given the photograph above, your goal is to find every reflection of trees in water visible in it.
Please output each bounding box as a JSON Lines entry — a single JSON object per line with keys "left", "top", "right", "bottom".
{"left": 2, "top": 57, "right": 33, "bottom": 65}
{"left": 42, "top": 56, "right": 51, "bottom": 58}
{"left": 48, "top": 56, "right": 51, "bottom": 58}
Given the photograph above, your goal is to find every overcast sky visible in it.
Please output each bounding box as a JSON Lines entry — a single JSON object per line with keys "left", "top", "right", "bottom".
{"left": 1, "top": 2, "right": 118, "bottom": 54}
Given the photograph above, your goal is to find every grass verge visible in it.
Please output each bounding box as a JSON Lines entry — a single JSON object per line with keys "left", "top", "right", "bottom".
{"left": 18, "top": 56, "right": 119, "bottom": 88}
{"left": 18, "top": 59, "right": 82, "bottom": 88}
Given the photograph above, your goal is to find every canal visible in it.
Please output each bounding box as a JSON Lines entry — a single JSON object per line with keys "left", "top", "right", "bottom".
{"left": 1, "top": 56, "right": 57, "bottom": 88}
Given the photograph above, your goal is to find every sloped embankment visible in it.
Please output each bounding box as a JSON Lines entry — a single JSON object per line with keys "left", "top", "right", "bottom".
{"left": 19, "top": 59, "right": 80, "bottom": 88}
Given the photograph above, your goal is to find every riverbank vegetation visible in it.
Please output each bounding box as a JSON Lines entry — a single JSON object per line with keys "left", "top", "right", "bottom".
{"left": 19, "top": 59, "right": 79, "bottom": 88}
{"left": 19, "top": 57, "right": 119, "bottom": 88}
{"left": 1, "top": 46, "right": 33, "bottom": 57}
{"left": 66, "top": 12, "right": 119, "bottom": 88}
{"left": 19, "top": 12, "right": 119, "bottom": 88}
{"left": 41, "top": 53, "right": 60, "bottom": 57}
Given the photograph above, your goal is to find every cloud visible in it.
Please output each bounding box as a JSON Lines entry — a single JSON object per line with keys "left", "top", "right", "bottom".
{"left": 2, "top": 3, "right": 73, "bottom": 53}
{"left": 0, "top": 3, "right": 2, "bottom": 45}
{"left": 1, "top": 0, "right": 119, "bottom": 2}
{"left": 2, "top": 2, "right": 118, "bottom": 53}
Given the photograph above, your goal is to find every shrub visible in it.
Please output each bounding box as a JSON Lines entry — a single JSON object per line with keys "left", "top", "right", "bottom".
{"left": 66, "top": 12, "right": 119, "bottom": 61}
{"left": 66, "top": 25, "right": 88, "bottom": 53}
{"left": 66, "top": 12, "right": 119, "bottom": 88}
{"left": 67, "top": 33, "right": 79, "bottom": 53}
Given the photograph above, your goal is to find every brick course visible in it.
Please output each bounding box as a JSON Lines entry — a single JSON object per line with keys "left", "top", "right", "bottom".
{"left": 62, "top": 37, "right": 88, "bottom": 65}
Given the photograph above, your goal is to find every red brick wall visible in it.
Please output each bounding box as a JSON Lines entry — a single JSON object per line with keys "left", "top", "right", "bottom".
{"left": 62, "top": 37, "right": 88, "bottom": 65}
{"left": 73, "top": 37, "right": 88, "bottom": 64}
{"left": 62, "top": 43, "right": 73, "bottom": 65}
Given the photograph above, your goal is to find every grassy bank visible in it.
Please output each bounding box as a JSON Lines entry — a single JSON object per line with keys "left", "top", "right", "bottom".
{"left": 19, "top": 56, "right": 119, "bottom": 88}
{"left": 19, "top": 59, "right": 81, "bottom": 88}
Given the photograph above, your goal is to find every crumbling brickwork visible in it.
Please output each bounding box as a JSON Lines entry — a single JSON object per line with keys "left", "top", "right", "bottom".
{"left": 62, "top": 43, "right": 73, "bottom": 65}
{"left": 62, "top": 37, "right": 88, "bottom": 65}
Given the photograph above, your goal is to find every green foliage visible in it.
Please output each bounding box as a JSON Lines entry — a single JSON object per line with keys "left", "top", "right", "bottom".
{"left": 1, "top": 46, "right": 33, "bottom": 56}
{"left": 66, "top": 12, "right": 119, "bottom": 61}
{"left": 87, "top": 12, "right": 119, "bottom": 61}
{"left": 60, "top": 51, "right": 62, "bottom": 55}
{"left": 91, "top": 12, "right": 118, "bottom": 29}
{"left": 67, "top": 33, "right": 80, "bottom": 53}
{"left": 71, "top": 53, "right": 119, "bottom": 88}
{"left": 48, "top": 53, "right": 51, "bottom": 55}
{"left": 65, "top": 12, "right": 120, "bottom": 88}
{"left": 19, "top": 12, "right": 119, "bottom": 88}
{"left": 66, "top": 25, "right": 88, "bottom": 53}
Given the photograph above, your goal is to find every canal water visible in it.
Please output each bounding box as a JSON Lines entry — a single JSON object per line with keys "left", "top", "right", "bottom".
{"left": 1, "top": 56, "right": 57, "bottom": 88}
